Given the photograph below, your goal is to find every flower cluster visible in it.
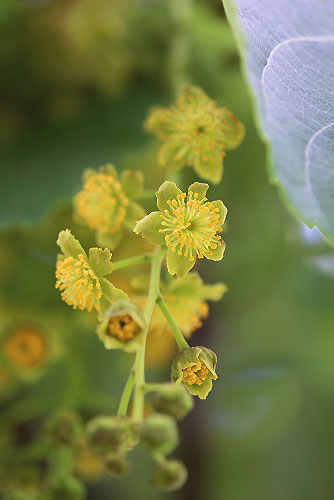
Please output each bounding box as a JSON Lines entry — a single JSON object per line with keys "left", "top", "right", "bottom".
{"left": 145, "top": 84, "right": 244, "bottom": 183}
{"left": 50, "top": 83, "right": 244, "bottom": 494}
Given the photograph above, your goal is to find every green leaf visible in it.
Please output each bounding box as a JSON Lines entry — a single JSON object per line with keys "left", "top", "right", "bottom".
{"left": 223, "top": 0, "right": 334, "bottom": 242}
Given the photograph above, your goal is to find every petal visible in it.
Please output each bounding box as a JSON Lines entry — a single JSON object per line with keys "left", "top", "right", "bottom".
{"left": 171, "top": 347, "right": 202, "bottom": 383}
{"left": 120, "top": 169, "right": 144, "bottom": 198}
{"left": 188, "top": 182, "right": 209, "bottom": 200}
{"left": 100, "top": 278, "right": 128, "bottom": 304}
{"left": 96, "top": 230, "right": 124, "bottom": 251}
{"left": 185, "top": 376, "right": 213, "bottom": 400}
{"left": 88, "top": 248, "right": 113, "bottom": 276}
{"left": 145, "top": 107, "right": 172, "bottom": 140}
{"left": 158, "top": 141, "right": 190, "bottom": 170}
{"left": 156, "top": 181, "right": 183, "bottom": 212}
{"left": 198, "top": 346, "right": 218, "bottom": 379}
{"left": 220, "top": 108, "right": 245, "bottom": 150}
{"left": 124, "top": 201, "right": 146, "bottom": 230}
{"left": 179, "top": 84, "right": 206, "bottom": 102}
{"left": 211, "top": 200, "right": 228, "bottom": 224}
{"left": 133, "top": 211, "right": 166, "bottom": 245}
{"left": 56, "top": 230, "right": 86, "bottom": 259}
{"left": 193, "top": 150, "right": 223, "bottom": 184}
{"left": 203, "top": 240, "right": 226, "bottom": 261}
{"left": 166, "top": 249, "right": 195, "bottom": 279}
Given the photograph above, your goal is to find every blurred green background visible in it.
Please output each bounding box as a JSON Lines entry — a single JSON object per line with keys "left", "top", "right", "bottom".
{"left": 1, "top": 0, "right": 334, "bottom": 499}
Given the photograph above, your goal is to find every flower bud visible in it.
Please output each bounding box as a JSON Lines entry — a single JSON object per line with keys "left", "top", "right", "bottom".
{"left": 140, "top": 414, "right": 179, "bottom": 455}
{"left": 96, "top": 300, "right": 146, "bottom": 353}
{"left": 86, "top": 416, "right": 138, "bottom": 455}
{"left": 153, "top": 384, "right": 193, "bottom": 420}
{"left": 46, "top": 410, "right": 83, "bottom": 446}
{"left": 49, "top": 476, "right": 85, "bottom": 500}
{"left": 103, "top": 453, "right": 131, "bottom": 478}
{"left": 151, "top": 459, "right": 187, "bottom": 491}
{"left": 171, "top": 346, "right": 218, "bottom": 399}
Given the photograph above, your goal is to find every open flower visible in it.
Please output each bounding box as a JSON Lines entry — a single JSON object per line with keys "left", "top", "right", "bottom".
{"left": 55, "top": 230, "right": 128, "bottom": 318}
{"left": 134, "top": 181, "right": 227, "bottom": 278}
{"left": 171, "top": 346, "right": 217, "bottom": 399}
{"left": 145, "top": 84, "right": 244, "bottom": 184}
{"left": 96, "top": 300, "right": 145, "bottom": 352}
{"left": 73, "top": 165, "right": 146, "bottom": 249}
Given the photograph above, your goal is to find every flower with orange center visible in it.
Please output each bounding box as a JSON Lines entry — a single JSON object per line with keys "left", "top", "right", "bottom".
{"left": 74, "top": 165, "right": 146, "bottom": 250}
{"left": 97, "top": 300, "right": 145, "bottom": 352}
{"left": 145, "top": 84, "right": 244, "bottom": 184}
{"left": 134, "top": 181, "right": 227, "bottom": 278}
{"left": 171, "top": 346, "right": 217, "bottom": 399}
{"left": 4, "top": 328, "right": 47, "bottom": 369}
{"left": 55, "top": 230, "right": 127, "bottom": 318}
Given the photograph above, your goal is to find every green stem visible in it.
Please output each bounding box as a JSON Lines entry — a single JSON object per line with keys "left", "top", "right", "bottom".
{"left": 112, "top": 254, "right": 151, "bottom": 272}
{"left": 133, "top": 246, "right": 165, "bottom": 420}
{"left": 156, "top": 296, "right": 189, "bottom": 352}
{"left": 117, "top": 365, "right": 135, "bottom": 417}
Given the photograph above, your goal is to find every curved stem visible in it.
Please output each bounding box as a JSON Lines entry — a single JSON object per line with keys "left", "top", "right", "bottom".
{"left": 133, "top": 246, "right": 165, "bottom": 421}
{"left": 112, "top": 254, "right": 151, "bottom": 272}
{"left": 117, "top": 365, "right": 135, "bottom": 417}
{"left": 156, "top": 296, "right": 189, "bottom": 352}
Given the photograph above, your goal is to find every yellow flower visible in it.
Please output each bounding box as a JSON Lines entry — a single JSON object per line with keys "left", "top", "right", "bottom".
{"left": 134, "top": 181, "right": 227, "bottom": 278}
{"left": 4, "top": 328, "right": 47, "bottom": 369}
{"left": 73, "top": 165, "right": 146, "bottom": 249}
{"left": 55, "top": 230, "right": 128, "bottom": 318}
{"left": 145, "top": 84, "right": 244, "bottom": 183}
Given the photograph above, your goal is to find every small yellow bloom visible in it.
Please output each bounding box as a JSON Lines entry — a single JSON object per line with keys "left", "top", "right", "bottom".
{"left": 74, "top": 169, "right": 129, "bottom": 234}
{"left": 182, "top": 360, "right": 208, "bottom": 386}
{"left": 4, "top": 328, "right": 47, "bottom": 369}
{"left": 55, "top": 230, "right": 128, "bottom": 318}
{"left": 145, "top": 84, "right": 244, "bottom": 184}
{"left": 56, "top": 253, "right": 102, "bottom": 312}
{"left": 107, "top": 314, "right": 140, "bottom": 342}
{"left": 73, "top": 165, "right": 146, "bottom": 250}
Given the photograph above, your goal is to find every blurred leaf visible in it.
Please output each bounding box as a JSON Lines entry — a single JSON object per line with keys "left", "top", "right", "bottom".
{"left": 223, "top": 0, "right": 334, "bottom": 242}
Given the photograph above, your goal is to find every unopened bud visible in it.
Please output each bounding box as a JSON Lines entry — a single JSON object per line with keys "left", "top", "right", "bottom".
{"left": 103, "top": 453, "right": 131, "bottom": 478}
{"left": 49, "top": 476, "right": 85, "bottom": 500}
{"left": 86, "top": 416, "right": 138, "bottom": 455}
{"left": 140, "top": 414, "right": 179, "bottom": 455}
{"left": 151, "top": 459, "right": 187, "bottom": 491}
{"left": 46, "top": 410, "right": 83, "bottom": 446}
{"left": 153, "top": 384, "right": 194, "bottom": 420}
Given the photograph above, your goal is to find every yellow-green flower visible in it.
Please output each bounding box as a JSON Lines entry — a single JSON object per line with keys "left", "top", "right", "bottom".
{"left": 73, "top": 165, "right": 146, "bottom": 249}
{"left": 145, "top": 84, "right": 244, "bottom": 183}
{"left": 55, "top": 230, "right": 127, "bottom": 317}
{"left": 96, "top": 300, "right": 145, "bottom": 353}
{"left": 171, "top": 346, "right": 217, "bottom": 399}
{"left": 134, "top": 181, "right": 227, "bottom": 278}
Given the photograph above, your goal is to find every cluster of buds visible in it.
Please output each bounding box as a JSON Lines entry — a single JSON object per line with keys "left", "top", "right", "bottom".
{"left": 52, "top": 84, "right": 244, "bottom": 493}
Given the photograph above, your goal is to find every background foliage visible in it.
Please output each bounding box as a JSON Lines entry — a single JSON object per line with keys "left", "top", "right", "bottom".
{"left": 1, "top": 1, "right": 334, "bottom": 499}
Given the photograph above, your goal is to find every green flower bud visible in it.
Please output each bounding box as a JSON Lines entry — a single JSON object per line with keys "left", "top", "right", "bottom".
{"left": 86, "top": 416, "right": 138, "bottom": 455}
{"left": 171, "top": 346, "right": 218, "bottom": 399}
{"left": 96, "top": 300, "right": 146, "bottom": 353}
{"left": 153, "top": 384, "right": 194, "bottom": 420}
{"left": 103, "top": 453, "right": 131, "bottom": 478}
{"left": 46, "top": 410, "right": 83, "bottom": 446}
{"left": 151, "top": 459, "right": 188, "bottom": 492}
{"left": 140, "top": 414, "right": 179, "bottom": 456}
{"left": 49, "top": 476, "right": 85, "bottom": 500}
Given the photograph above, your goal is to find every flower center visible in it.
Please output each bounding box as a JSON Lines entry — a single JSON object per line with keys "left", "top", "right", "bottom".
{"left": 182, "top": 360, "right": 208, "bottom": 386}
{"left": 55, "top": 253, "right": 102, "bottom": 312}
{"left": 107, "top": 314, "right": 139, "bottom": 342}
{"left": 75, "top": 173, "right": 129, "bottom": 234}
{"left": 5, "top": 329, "right": 47, "bottom": 368}
{"left": 159, "top": 190, "right": 223, "bottom": 261}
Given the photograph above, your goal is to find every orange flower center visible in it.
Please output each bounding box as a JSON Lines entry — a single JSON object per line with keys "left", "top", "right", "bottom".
{"left": 182, "top": 360, "right": 208, "bottom": 385}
